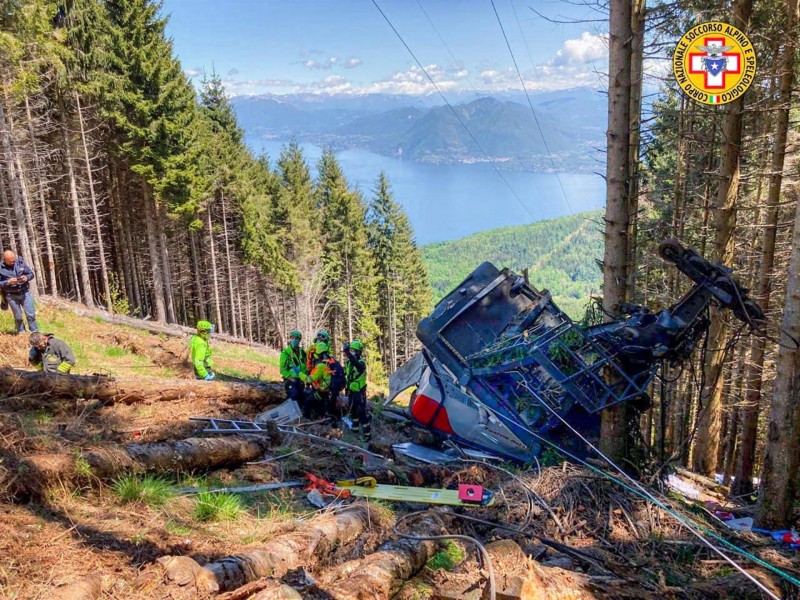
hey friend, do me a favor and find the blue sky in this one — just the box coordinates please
[161,0,611,96]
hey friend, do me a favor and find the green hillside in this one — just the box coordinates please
[422,211,604,318]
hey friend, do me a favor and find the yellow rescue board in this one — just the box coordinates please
[338,484,495,507]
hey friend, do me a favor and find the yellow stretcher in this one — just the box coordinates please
[336,477,495,507]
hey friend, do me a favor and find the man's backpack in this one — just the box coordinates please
[327,359,346,394]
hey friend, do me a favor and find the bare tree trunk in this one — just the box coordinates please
[317,512,444,599]
[245,276,253,341]
[143,184,166,322]
[23,93,57,294]
[189,227,205,320]
[156,507,371,595]
[0,367,284,406]
[755,189,800,529]
[15,436,276,495]
[0,96,34,266]
[58,95,95,307]
[11,141,43,296]
[599,0,634,464]
[75,92,112,311]
[733,2,798,495]
[220,193,238,337]
[156,200,175,323]
[692,0,753,477]
[206,205,223,329]
[625,0,646,300]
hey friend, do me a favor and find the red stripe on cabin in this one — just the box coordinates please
[410,394,455,435]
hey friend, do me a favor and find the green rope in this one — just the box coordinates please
[495,407,800,590]
[569,454,800,588]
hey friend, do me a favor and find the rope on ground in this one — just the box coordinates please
[492,388,794,598]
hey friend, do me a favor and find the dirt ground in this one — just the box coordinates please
[0,302,798,599]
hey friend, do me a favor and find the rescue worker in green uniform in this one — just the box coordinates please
[280,330,308,402]
[191,320,216,380]
[28,332,76,374]
[306,330,331,372]
[344,340,370,441]
[305,341,345,418]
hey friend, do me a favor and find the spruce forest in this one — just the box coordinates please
[0,0,431,382]
[600,0,800,531]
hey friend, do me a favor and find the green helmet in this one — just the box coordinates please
[349,340,364,351]
[289,329,302,340]
[315,330,330,343]
[315,341,330,355]
[197,320,213,331]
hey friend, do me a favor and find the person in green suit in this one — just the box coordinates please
[280,329,308,402]
[344,340,370,440]
[191,320,215,380]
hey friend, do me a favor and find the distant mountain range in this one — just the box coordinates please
[232,88,606,172]
[421,210,604,318]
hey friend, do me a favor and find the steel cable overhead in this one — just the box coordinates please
[489,0,574,213]
[370,0,538,223]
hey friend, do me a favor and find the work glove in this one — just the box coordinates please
[299,372,310,384]
[57,362,72,374]
[204,372,215,381]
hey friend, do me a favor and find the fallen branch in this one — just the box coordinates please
[41,294,269,350]
[157,505,372,594]
[11,435,277,495]
[0,367,283,406]
[316,512,444,599]
[674,467,728,497]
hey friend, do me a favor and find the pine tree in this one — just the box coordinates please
[317,150,382,381]
[367,172,430,373]
[103,0,199,322]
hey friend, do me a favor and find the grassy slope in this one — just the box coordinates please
[422,210,604,318]
[0,300,281,381]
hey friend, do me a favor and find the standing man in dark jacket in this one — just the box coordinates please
[0,250,37,334]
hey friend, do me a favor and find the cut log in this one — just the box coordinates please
[220,580,302,600]
[157,505,372,594]
[674,467,728,496]
[51,573,105,600]
[249,583,302,600]
[428,541,623,600]
[0,367,283,406]
[42,294,270,350]
[101,331,187,370]
[11,435,277,495]
[317,512,444,599]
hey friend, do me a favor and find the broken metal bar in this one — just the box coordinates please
[177,481,304,495]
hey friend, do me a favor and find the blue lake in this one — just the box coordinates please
[246,136,606,245]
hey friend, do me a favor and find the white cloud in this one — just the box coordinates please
[222,77,298,95]
[184,67,201,78]
[553,32,608,66]
[479,69,513,85]
[344,57,362,69]
[312,75,352,93]
[352,64,471,94]
[303,57,339,70]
